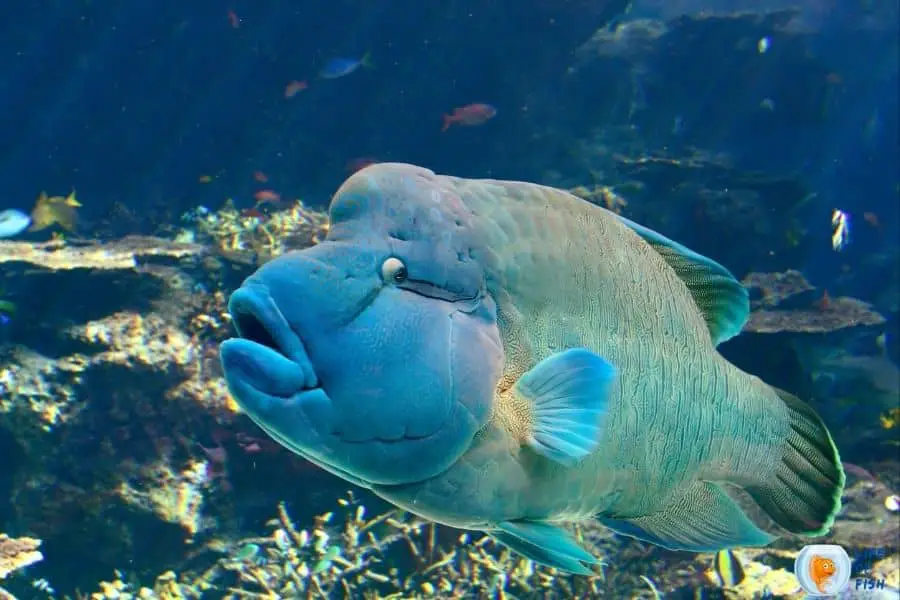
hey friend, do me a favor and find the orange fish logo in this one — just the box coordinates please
[809,555,837,593]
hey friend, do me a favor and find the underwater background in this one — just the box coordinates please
[0,0,897,598]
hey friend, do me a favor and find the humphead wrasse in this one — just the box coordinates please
[219,163,845,574]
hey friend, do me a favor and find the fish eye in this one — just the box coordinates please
[381,257,408,284]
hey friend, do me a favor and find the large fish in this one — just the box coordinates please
[219,163,845,574]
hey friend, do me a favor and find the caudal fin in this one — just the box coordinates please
[746,388,845,536]
[441,114,452,132]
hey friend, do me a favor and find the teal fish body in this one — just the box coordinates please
[220,163,845,575]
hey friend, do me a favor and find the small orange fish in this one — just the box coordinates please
[199,175,214,183]
[253,171,269,183]
[863,211,881,230]
[227,9,240,29]
[284,80,308,98]
[809,555,836,593]
[253,190,281,205]
[441,103,497,132]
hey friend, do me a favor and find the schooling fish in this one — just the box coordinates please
[319,53,372,79]
[0,209,31,238]
[219,163,845,574]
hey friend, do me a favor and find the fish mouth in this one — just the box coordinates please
[219,281,474,487]
[226,284,318,392]
[220,289,379,487]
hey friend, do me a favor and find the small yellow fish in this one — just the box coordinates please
[880,407,900,429]
[43,190,80,207]
[29,191,80,232]
[59,190,80,207]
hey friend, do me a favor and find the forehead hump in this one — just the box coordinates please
[328,163,477,243]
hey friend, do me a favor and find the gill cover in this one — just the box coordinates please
[220,163,503,486]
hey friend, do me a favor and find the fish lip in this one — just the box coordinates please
[228,284,317,389]
[219,338,310,400]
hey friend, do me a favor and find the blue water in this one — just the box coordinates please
[0,1,897,597]
[0,1,617,213]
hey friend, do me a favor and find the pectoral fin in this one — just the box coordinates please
[513,348,616,466]
[597,482,774,552]
[490,520,602,575]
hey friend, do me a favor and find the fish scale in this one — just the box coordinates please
[388,176,737,513]
[383,169,838,536]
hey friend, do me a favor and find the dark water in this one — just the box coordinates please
[0,1,897,598]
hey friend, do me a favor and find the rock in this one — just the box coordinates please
[745,296,886,334]
[0,236,204,271]
[744,270,816,309]
[0,534,42,579]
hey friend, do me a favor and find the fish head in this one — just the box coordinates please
[220,163,503,487]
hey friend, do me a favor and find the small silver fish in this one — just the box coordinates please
[0,209,31,239]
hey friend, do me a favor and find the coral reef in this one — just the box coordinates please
[745,295,886,334]
[81,488,900,600]
[733,271,895,461]
[743,270,816,309]
[0,205,894,598]
[741,270,886,333]
[829,464,900,550]
[0,533,43,600]
[0,297,234,572]
[0,239,245,589]
[174,200,329,266]
[0,236,203,271]
[85,494,643,599]
[0,202,346,595]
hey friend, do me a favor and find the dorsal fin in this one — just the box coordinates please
[617,215,749,345]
